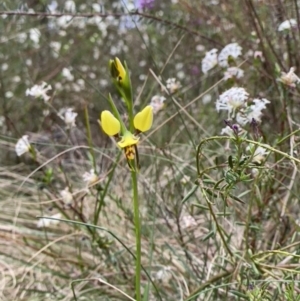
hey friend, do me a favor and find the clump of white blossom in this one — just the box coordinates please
[83,169,99,186]
[58,108,78,128]
[166,78,181,93]
[201,48,218,74]
[15,135,31,156]
[216,87,249,116]
[216,87,270,127]
[278,19,297,32]
[150,95,166,113]
[37,213,62,228]
[278,67,300,88]
[218,43,242,67]
[26,82,52,102]
[201,43,243,74]
[236,98,270,125]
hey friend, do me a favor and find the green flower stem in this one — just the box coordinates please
[131,168,141,301]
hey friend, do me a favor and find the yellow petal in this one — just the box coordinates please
[100,110,121,136]
[133,105,153,132]
[117,131,139,148]
[114,57,126,82]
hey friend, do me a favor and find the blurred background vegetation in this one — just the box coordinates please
[1,0,300,300]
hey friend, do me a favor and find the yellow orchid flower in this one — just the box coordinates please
[101,110,121,136]
[133,105,153,132]
[99,106,153,166]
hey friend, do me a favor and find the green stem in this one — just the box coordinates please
[131,169,141,301]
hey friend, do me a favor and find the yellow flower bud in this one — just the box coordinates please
[133,105,153,132]
[100,110,121,136]
[110,57,126,83]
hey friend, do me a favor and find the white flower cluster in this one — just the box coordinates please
[58,107,78,128]
[26,82,52,102]
[216,87,249,115]
[217,87,270,127]
[278,67,300,88]
[278,19,297,32]
[15,135,31,156]
[236,98,270,125]
[201,48,218,74]
[201,43,243,75]
[166,78,181,93]
[149,95,166,114]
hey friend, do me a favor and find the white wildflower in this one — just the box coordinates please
[278,19,297,32]
[83,169,99,186]
[150,95,166,113]
[166,78,181,93]
[216,87,249,116]
[58,108,77,128]
[224,67,244,80]
[218,43,242,67]
[180,215,197,229]
[201,48,218,74]
[49,41,61,58]
[60,187,73,206]
[236,98,270,125]
[37,213,61,228]
[247,145,269,164]
[278,67,300,88]
[64,0,76,12]
[202,94,212,104]
[26,82,52,102]
[62,67,74,81]
[29,28,41,46]
[15,135,31,156]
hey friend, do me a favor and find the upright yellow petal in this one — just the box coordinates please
[100,110,121,136]
[134,105,153,132]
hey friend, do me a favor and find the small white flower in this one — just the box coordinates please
[150,95,166,113]
[278,19,297,32]
[83,169,98,186]
[37,213,62,228]
[224,67,244,80]
[218,43,242,67]
[26,82,52,102]
[201,48,218,74]
[64,0,76,12]
[15,135,31,156]
[58,108,77,128]
[62,67,74,81]
[202,94,212,104]
[29,28,41,46]
[247,145,269,164]
[180,215,197,229]
[236,98,270,125]
[216,87,249,116]
[60,187,73,206]
[166,78,181,93]
[278,67,300,88]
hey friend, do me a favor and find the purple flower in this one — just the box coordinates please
[136,0,155,9]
